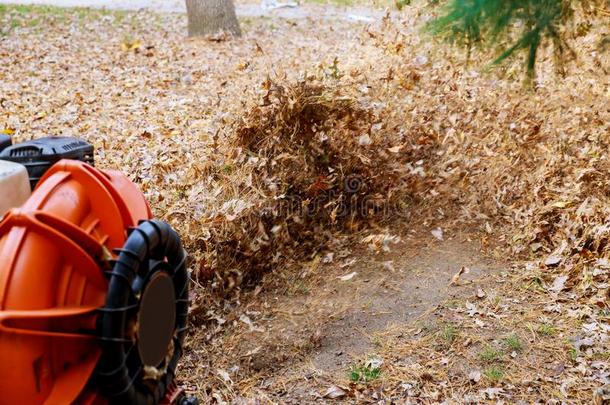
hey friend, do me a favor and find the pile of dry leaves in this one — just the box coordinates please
[201,78,436,290]
[345,8,610,402]
[363,4,610,298]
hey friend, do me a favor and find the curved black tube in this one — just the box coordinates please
[96,220,189,405]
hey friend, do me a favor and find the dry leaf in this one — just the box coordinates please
[323,385,347,399]
[338,272,357,281]
[431,227,443,241]
[549,275,568,294]
[450,266,469,285]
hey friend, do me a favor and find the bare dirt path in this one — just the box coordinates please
[182,230,506,402]
[310,234,501,371]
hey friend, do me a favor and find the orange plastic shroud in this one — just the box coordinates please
[0,160,151,405]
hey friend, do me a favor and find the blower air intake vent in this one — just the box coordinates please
[0,136,94,189]
[9,146,41,158]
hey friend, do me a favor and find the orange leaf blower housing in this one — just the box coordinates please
[0,137,194,405]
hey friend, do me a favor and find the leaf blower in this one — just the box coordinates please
[0,136,197,405]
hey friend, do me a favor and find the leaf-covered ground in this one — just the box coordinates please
[1,2,609,403]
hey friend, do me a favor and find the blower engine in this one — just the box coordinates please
[0,136,196,405]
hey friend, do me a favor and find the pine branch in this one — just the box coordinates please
[427,0,593,79]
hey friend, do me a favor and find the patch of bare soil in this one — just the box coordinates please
[181,229,504,402]
[310,232,500,373]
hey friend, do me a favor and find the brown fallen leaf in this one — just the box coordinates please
[323,385,347,399]
[450,266,469,285]
[310,329,323,348]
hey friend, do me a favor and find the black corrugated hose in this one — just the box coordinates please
[96,220,189,405]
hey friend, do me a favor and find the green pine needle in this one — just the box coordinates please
[427,0,596,79]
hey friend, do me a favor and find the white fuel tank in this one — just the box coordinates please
[0,160,31,218]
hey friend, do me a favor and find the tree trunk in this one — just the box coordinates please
[185,0,241,37]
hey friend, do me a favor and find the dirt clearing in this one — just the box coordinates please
[308,232,501,373]
[182,229,505,403]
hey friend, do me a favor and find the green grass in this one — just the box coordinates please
[289,280,310,295]
[568,346,578,361]
[413,320,436,336]
[444,299,462,309]
[523,276,545,292]
[0,4,125,18]
[371,334,383,347]
[484,366,504,381]
[0,4,127,34]
[537,323,557,336]
[349,363,382,383]
[440,323,458,343]
[592,351,610,361]
[222,164,235,174]
[394,0,411,9]
[503,335,523,352]
[479,345,503,362]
